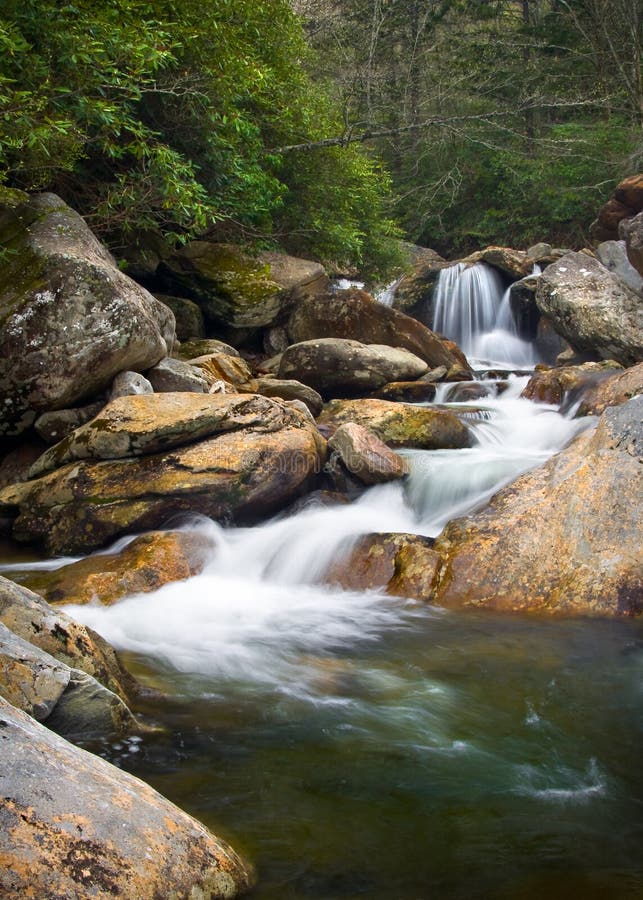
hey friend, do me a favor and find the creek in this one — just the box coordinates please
[3,263,642,899]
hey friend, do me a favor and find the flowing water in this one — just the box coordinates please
[3,273,642,898]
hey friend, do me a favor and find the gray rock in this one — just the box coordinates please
[146,357,208,393]
[536,252,643,366]
[154,293,206,340]
[0,622,136,738]
[175,338,241,360]
[34,402,104,444]
[596,240,643,293]
[0,193,174,436]
[279,338,429,396]
[0,696,254,898]
[256,376,323,416]
[619,211,643,279]
[110,370,154,399]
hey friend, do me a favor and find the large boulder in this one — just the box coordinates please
[0,622,136,738]
[21,530,214,607]
[278,338,429,396]
[392,253,451,318]
[521,361,623,406]
[462,246,533,279]
[576,361,643,416]
[287,289,470,371]
[432,396,643,616]
[159,241,327,329]
[591,174,643,241]
[596,239,643,293]
[0,395,326,554]
[0,696,254,898]
[256,376,324,416]
[318,399,471,450]
[154,293,206,341]
[619,211,643,279]
[0,576,141,703]
[536,252,643,366]
[0,193,174,437]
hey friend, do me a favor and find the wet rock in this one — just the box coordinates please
[576,361,643,416]
[21,530,214,607]
[279,338,429,397]
[0,399,326,554]
[444,382,490,403]
[325,533,440,600]
[109,371,154,399]
[0,622,136,738]
[328,423,408,485]
[154,293,205,341]
[0,576,140,703]
[521,361,623,406]
[256,376,324,416]
[535,315,572,366]
[392,254,452,319]
[508,275,540,340]
[432,396,643,616]
[145,357,209,393]
[536,252,643,366]
[287,289,470,372]
[0,193,173,436]
[318,399,471,449]
[0,696,255,898]
[175,338,241,360]
[371,381,437,403]
[34,402,104,444]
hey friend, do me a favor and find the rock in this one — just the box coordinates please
[175,338,241,360]
[318,399,471,449]
[432,396,643,616]
[444,382,490,403]
[287,289,470,372]
[418,366,448,383]
[392,255,452,317]
[0,697,254,898]
[619,211,643,279]
[146,357,209,393]
[0,622,136,738]
[110,371,154,399]
[508,275,541,340]
[613,173,643,212]
[160,241,327,329]
[325,533,440,600]
[592,197,632,241]
[0,441,48,490]
[189,353,257,392]
[154,293,205,341]
[328,423,408,485]
[371,381,437,403]
[536,252,643,366]
[521,361,623,406]
[596,240,643,293]
[534,315,572,366]
[0,576,140,703]
[263,324,290,356]
[279,338,429,397]
[462,246,532,279]
[1,398,326,554]
[34,402,104,444]
[21,530,214,607]
[0,193,173,436]
[256,376,324,416]
[576,361,643,416]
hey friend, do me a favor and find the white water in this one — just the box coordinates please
[432,262,537,369]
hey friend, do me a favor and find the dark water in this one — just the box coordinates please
[90,605,643,900]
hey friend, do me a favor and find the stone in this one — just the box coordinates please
[596,240,643,293]
[613,173,643,212]
[175,338,241,360]
[462,246,532,279]
[21,530,214,607]
[0,441,47,490]
[0,193,173,436]
[325,533,441,600]
[392,255,452,317]
[0,622,136,738]
[256,376,324,416]
[328,423,408,485]
[318,399,471,449]
[145,357,209,393]
[536,252,643,366]
[0,399,326,554]
[508,275,541,340]
[371,381,437,403]
[521,361,623,406]
[534,315,571,366]
[576,361,643,416]
[154,293,205,341]
[189,353,257,392]
[160,241,327,328]
[592,197,632,240]
[34,402,104,444]
[619,211,643,279]
[0,696,254,898]
[432,396,643,616]
[109,371,154,399]
[279,338,429,397]
[0,576,141,703]
[287,288,470,372]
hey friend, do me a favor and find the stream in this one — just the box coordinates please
[3,263,642,898]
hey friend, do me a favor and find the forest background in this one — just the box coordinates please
[1,0,640,276]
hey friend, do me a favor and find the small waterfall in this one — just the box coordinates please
[432,262,536,369]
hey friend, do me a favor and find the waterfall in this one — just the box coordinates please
[432,262,536,369]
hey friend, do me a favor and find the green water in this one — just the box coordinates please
[94,607,643,900]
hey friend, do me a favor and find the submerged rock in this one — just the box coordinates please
[0,696,255,898]
[432,396,643,616]
[318,399,471,449]
[0,193,173,436]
